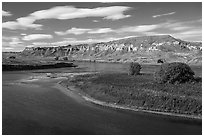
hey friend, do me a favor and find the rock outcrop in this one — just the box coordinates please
[21,35,202,64]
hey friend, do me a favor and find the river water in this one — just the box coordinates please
[2,62,202,135]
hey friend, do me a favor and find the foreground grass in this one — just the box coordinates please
[68,73,202,117]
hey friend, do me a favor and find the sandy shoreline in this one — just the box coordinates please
[57,73,202,120]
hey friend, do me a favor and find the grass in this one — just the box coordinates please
[69,72,202,117]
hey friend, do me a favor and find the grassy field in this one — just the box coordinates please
[67,72,202,117]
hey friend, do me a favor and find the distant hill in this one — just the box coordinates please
[20,35,202,65]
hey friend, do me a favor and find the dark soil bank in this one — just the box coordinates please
[2,62,77,71]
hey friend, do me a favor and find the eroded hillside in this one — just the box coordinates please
[21,35,202,65]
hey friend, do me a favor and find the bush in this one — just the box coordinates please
[63,56,68,60]
[128,62,141,76]
[154,62,195,84]
[54,56,59,60]
[7,56,16,59]
[157,59,166,63]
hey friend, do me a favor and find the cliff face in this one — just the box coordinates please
[21,35,202,64]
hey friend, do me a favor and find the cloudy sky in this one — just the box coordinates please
[2,2,202,51]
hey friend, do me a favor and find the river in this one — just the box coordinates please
[2,62,202,135]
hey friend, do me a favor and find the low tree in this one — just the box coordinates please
[157,59,166,63]
[128,62,141,76]
[7,56,16,59]
[54,56,59,61]
[154,62,195,84]
[63,56,68,61]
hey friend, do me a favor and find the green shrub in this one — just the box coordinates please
[128,62,141,76]
[54,56,59,60]
[70,73,201,116]
[157,59,166,63]
[154,62,195,84]
[63,56,68,60]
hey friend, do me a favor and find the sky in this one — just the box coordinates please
[2,2,202,52]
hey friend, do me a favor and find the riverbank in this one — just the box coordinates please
[2,62,77,71]
[3,64,202,135]
[17,71,201,120]
[60,72,202,120]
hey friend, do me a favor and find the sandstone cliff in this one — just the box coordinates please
[21,35,202,65]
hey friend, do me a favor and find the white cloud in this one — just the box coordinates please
[118,24,160,33]
[55,27,114,35]
[55,19,201,42]
[54,31,66,36]
[32,41,68,47]
[32,42,53,46]
[64,38,77,41]
[152,12,176,18]
[63,28,91,35]
[22,34,53,41]
[55,28,92,35]
[2,21,42,30]
[53,22,179,36]
[116,19,201,41]
[88,28,114,34]
[2,10,12,16]
[31,6,131,20]
[2,21,25,30]
[104,14,130,20]
[17,16,36,25]
[70,37,115,43]
[3,6,131,30]
[54,24,162,36]
[3,14,42,30]
[118,19,201,34]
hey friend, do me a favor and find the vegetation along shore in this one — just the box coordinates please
[60,63,201,119]
[2,62,77,71]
